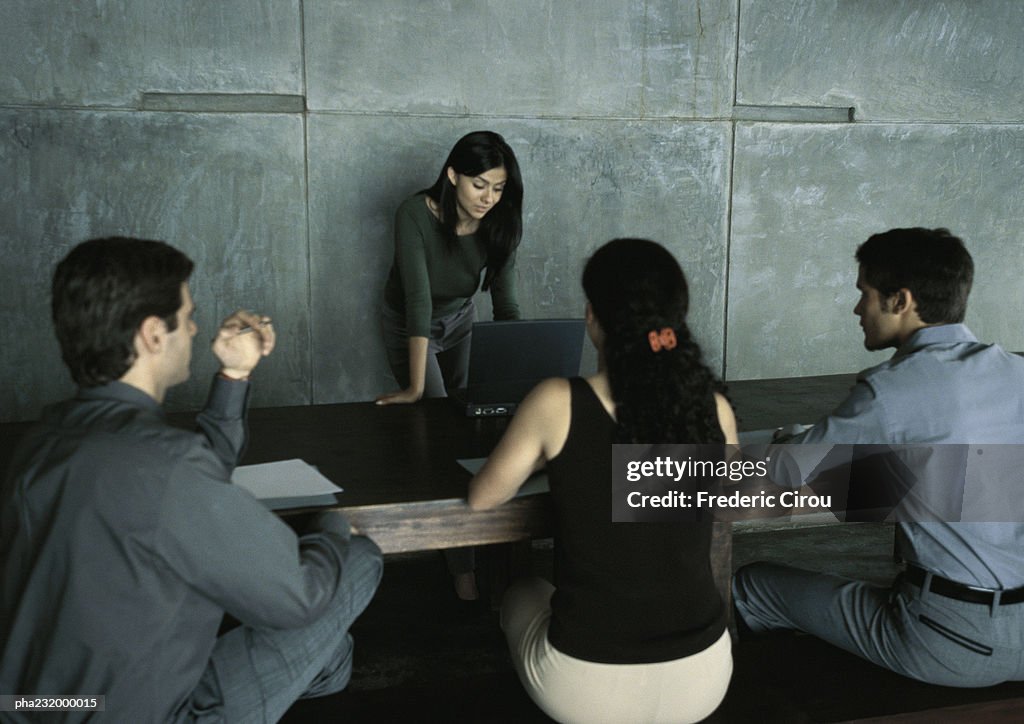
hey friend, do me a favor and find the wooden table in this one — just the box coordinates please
[0,374,858,606]
[727,373,857,431]
[220,375,857,598]
[237,399,545,554]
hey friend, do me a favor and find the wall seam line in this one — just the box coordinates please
[299,0,315,405]
[722,0,742,381]
[3,104,1017,126]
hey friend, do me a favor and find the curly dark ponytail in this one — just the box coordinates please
[582,238,724,444]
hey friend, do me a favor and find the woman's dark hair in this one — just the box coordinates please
[51,236,194,387]
[582,238,724,444]
[423,130,523,290]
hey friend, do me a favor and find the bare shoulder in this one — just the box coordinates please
[516,377,572,457]
[520,377,571,412]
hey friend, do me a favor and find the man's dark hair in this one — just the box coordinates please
[52,237,194,386]
[855,227,973,324]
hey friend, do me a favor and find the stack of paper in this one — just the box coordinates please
[231,459,343,511]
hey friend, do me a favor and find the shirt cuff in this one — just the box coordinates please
[205,374,251,418]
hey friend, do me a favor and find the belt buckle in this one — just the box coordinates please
[964,584,998,594]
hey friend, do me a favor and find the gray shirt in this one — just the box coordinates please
[770,324,1024,589]
[1,378,350,722]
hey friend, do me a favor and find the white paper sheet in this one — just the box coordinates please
[231,459,343,510]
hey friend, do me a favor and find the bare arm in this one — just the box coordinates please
[468,378,570,510]
[715,392,739,445]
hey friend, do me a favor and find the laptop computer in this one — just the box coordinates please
[450,319,586,417]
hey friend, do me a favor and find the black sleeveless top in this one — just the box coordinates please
[545,377,727,663]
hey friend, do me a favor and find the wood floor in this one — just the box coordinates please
[283,524,1024,723]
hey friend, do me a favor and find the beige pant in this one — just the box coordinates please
[501,577,732,724]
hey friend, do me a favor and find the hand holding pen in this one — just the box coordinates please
[213,310,276,380]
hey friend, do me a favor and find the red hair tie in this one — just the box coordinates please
[648,328,677,353]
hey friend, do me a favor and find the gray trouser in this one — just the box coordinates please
[381,301,474,399]
[381,301,476,575]
[187,535,383,722]
[733,561,1024,687]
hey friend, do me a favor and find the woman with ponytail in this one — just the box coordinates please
[469,238,736,723]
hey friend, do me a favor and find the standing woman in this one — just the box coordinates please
[469,239,736,723]
[377,130,523,406]
[377,131,523,601]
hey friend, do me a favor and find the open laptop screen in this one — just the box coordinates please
[452,319,586,416]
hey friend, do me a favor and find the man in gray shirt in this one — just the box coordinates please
[733,228,1024,686]
[0,237,382,722]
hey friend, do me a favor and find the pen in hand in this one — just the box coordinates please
[213,313,276,378]
[235,318,272,335]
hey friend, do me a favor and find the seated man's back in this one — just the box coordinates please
[1,237,382,723]
[734,227,1024,688]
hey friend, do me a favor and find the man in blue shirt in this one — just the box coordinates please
[733,228,1024,686]
[0,237,382,722]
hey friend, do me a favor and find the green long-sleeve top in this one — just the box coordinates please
[384,193,520,338]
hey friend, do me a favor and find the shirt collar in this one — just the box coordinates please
[893,323,978,359]
[77,381,164,415]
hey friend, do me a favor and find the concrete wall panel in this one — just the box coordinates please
[307,117,731,403]
[2,0,1023,422]
[2,1,302,107]
[304,0,736,118]
[0,110,309,420]
[738,1,1024,121]
[728,122,1024,380]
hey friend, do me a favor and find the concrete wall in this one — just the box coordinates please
[1,1,1021,421]
[728,1,1024,379]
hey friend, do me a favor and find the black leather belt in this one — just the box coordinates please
[906,564,1024,605]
